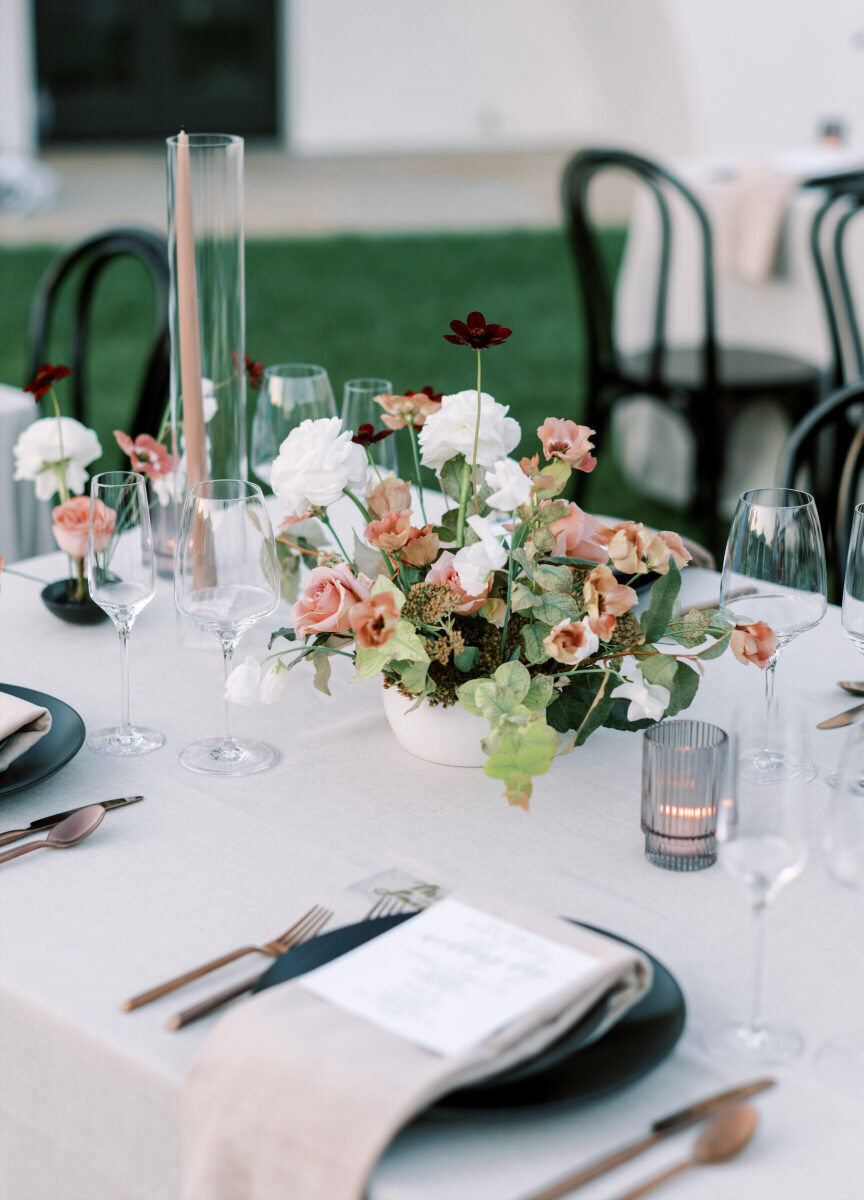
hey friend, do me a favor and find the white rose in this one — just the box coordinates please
[485,457,532,511]
[270,416,368,518]
[201,378,218,424]
[418,390,520,472]
[260,661,289,704]
[224,656,262,705]
[453,517,507,594]
[13,417,102,501]
[611,677,670,723]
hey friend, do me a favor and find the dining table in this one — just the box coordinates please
[0,496,862,1200]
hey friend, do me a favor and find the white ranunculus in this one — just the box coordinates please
[270,416,368,518]
[485,457,533,511]
[260,662,289,704]
[224,656,262,705]
[611,677,670,723]
[453,517,507,594]
[13,417,102,501]
[418,390,520,472]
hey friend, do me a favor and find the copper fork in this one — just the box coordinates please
[123,905,331,1012]
[167,906,332,1030]
[364,894,412,919]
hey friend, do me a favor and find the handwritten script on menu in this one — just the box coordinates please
[300,899,602,1056]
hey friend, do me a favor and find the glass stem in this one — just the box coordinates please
[763,656,777,754]
[118,625,132,737]
[222,639,236,745]
[749,898,767,1033]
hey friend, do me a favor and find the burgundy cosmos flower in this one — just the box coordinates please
[444,311,512,349]
[351,423,394,446]
[24,363,72,399]
[245,353,264,391]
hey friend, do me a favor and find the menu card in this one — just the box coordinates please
[300,899,602,1056]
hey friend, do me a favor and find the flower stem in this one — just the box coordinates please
[500,521,528,655]
[455,459,472,547]
[341,489,394,576]
[48,388,69,502]
[320,513,352,565]
[74,556,86,603]
[406,424,428,524]
[365,447,385,484]
[470,349,482,516]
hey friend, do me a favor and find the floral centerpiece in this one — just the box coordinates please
[229,313,774,808]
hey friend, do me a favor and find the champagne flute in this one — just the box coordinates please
[827,504,864,787]
[342,377,397,473]
[174,480,279,776]
[87,471,165,755]
[251,364,336,486]
[720,488,827,782]
[702,720,810,1065]
[816,721,864,1095]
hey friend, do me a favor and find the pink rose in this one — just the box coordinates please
[426,550,491,615]
[52,495,115,559]
[292,563,370,637]
[537,418,597,472]
[730,621,776,669]
[547,502,610,562]
[365,475,413,520]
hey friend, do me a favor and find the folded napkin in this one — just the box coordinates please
[0,691,51,771]
[182,891,652,1200]
[713,165,799,284]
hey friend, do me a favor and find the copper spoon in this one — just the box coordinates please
[0,804,106,865]
[610,1105,759,1200]
[839,681,864,696]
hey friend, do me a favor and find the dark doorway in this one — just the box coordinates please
[35,0,279,141]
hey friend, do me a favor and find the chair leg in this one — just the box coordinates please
[690,399,725,555]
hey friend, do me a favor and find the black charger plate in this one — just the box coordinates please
[0,684,85,798]
[254,914,685,1113]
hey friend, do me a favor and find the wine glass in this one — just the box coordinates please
[251,364,336,485]
[826,504,864,787]
[342,377,397,473]
[816,721,864,1095]
[720,487,827,782]
[87,471,165,755]
[174,479,279,776]
[702,720,810,1065]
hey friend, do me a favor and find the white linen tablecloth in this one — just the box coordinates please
[0,533,862,1199]
[0,382,55,563]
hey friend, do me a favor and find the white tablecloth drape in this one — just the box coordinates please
[0,382,55,563]
[0,531,861,1199]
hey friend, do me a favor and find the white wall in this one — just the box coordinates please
[0,0,37,154]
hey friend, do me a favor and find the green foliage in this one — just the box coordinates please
[532,461,572,500]
[311,649,332,696]
[268,626,296,649]
[530,591,581,625]
[521,622,551,664]
[454,645,480,672]
[640,562,682,643]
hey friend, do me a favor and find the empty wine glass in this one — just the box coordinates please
[817,721,864,1095]
[702,720,810,1065]
[827,504,864,787]
[251,364,336,485]
[87,471,165,755]
[721,488,827,782]
[174,479,279,776]
[342,377,397,473]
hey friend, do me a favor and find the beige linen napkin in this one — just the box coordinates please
[713,165,799,284]
[182,891,652,1200]
[0,691,51,771]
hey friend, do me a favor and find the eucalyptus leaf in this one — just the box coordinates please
[531,592,581,625]
[454,645,480,672]
[640,562,681,643]
[522,622,551,665]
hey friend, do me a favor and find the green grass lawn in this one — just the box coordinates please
[0,230,703,538]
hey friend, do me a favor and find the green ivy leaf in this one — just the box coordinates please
[532,563,573,592]
[493,660,531,700]
[531,592,581,625]
[522,622,551,665]
[397,661,429,694]
[371,575,406,611]
[456,678,483,716]
[386,619,429,664]
[524,674,555,711]
[352,646,391,680]
[483,716,559,809]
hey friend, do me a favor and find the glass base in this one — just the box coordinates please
[179,736,278,777]
[739,747,816,784]
[87,726,165,756]
[815,1032,864,1097]
[701,1019,804,1066]
[826,767,864,793]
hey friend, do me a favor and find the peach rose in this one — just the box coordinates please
[426,550,491,615]
[643,529,691,575]
[583,564,638,641]
[52,495,115,559]
[365,509,413,552]
[400,524,439,567]
[366,475,413,520]
[601,521,651,576]
[349,592,400,649]
[542,617,600,665]
[292,563,370,637]
[730,621,776,668]
[547,502,610,563]
[537,418,597,472]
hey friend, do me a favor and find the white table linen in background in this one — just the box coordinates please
[0,382,55,563]
[0,516,861,1199]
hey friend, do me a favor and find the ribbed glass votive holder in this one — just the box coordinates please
[641,721,728,871]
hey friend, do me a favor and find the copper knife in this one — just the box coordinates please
[817,702,864,730]
[520,1077,776,1200]
[0,796,144,847]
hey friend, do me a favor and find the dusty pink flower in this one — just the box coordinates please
[543,617,599,665]
[52,495,115,559]
[279,511,314,529]
[601,521,652,575]
[349,592,400,649]
[365,475,413,520]
[730,621,776,668]
[643,529,691,574]
[292,563,370,637]
[114,430,174,480]
[537,418,597,472]
[583,564,638,641]
[375,389,442,431]
[547,502,610,563]
[426,550,491,615]
[400,524,439,567]
[365,509,413,552]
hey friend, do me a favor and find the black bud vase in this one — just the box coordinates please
[40,579,109,626]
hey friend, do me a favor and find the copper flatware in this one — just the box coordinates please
[817,701,864,730]
[0,795,143,848]
[839,681,864,696]
[123,904,331,1012]
[520,1078,774,1200]
[364,894,413,920]
[0,805,106,865]
[167,906,332,1030]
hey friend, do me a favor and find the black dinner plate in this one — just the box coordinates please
[254,914,685,1113]
[0,684,86,798]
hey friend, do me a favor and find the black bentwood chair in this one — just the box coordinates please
[27,227,170,438]
[562,148,823,551]
[780,379,864,596]
[809,176,864,389]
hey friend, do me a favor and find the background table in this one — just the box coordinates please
[0,520,862,1200]
[0,382,54,563]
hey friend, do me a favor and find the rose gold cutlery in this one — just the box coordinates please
[124,904,332,1012]
[364,894,413,919]
[166,906,333,1030]
[0,795,143,848]
[839,681,864,696]
[0,805,106,865]
[521,1078,774,1200]
[817,701,864,729]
